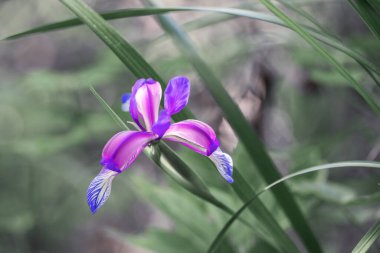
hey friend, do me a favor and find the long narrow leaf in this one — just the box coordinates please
[260,0,380,115]
[352,219,380,253]
[3,6,380,78]
[348,0,380,40]
[207,161,380,253]
[142,0,320,252]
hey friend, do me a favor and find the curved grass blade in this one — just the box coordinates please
[352,219,380,253]
[207,161,380,253]
[348,0,380,40]
[259,0,380,115]
[3,6,380,78]
[142,0,319,252]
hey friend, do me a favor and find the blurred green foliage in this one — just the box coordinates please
[1,0,380,253]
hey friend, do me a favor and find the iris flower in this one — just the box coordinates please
[87,76,233,214]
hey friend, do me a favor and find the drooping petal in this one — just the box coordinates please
[209,148,234,183]
[121,93,131,112]
[164,76,190,115]
[152,109,171,137]
[130,78,162,131]
[87,168,118,214]
[162,119,219,156]
[101,131,156,173]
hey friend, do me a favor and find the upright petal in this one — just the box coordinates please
[87,168,118,214]
[129,79,146,130]
[209,148,234,183]
[162,119,219,156]
[164,76,190,115]
[130,78,162,131]
[101,131,156,172]
[152,109,171,137]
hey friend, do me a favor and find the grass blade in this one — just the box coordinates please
[89,86,128,130]
[3,6,380,78]
[348,0,380,40]
[142,0,320,252]
[259,0,380,115]
[207,161,380,253]
[352,219,380,253]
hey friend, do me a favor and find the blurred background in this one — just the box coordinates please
[0,0,379,252]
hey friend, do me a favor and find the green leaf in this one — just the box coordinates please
[259,0,380,116]
[4,6,380,78]
[352,219,380,253]
[348,0,380,40]
[207,161,380,253]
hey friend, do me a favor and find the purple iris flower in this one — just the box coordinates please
[87,76,233,214]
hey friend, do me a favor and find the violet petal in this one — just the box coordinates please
[209,148,234,183]
[152,109,171,137]
[130,79,146,130]
[164,76,190,115]
[133,79,162,131]
[101,131,156,172]
[162,119,219,156]
[87,168,118,214]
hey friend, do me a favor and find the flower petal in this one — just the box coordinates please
[129,79,146,130]
[87,168,118,214]
[130,78,162,131]
[101,131,156,172]
[164,76,190,115]
[209,148,234,183]
[152,109,171,137]
[121,93,131,112]
[163,119,219,156]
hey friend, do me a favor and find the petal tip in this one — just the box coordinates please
[210,148,234,184]
[226,176,234,184]
[87,169,117,215]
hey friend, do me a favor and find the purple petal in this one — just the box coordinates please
[87,168,118,214]
[121,93,131,112]
[101,131,156,172]
[162,119,219,156]
[209,148,234,183]
[129,79,146,130]
[130,78,162,131]
[152,109,171,137]
[164,76,190,115]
